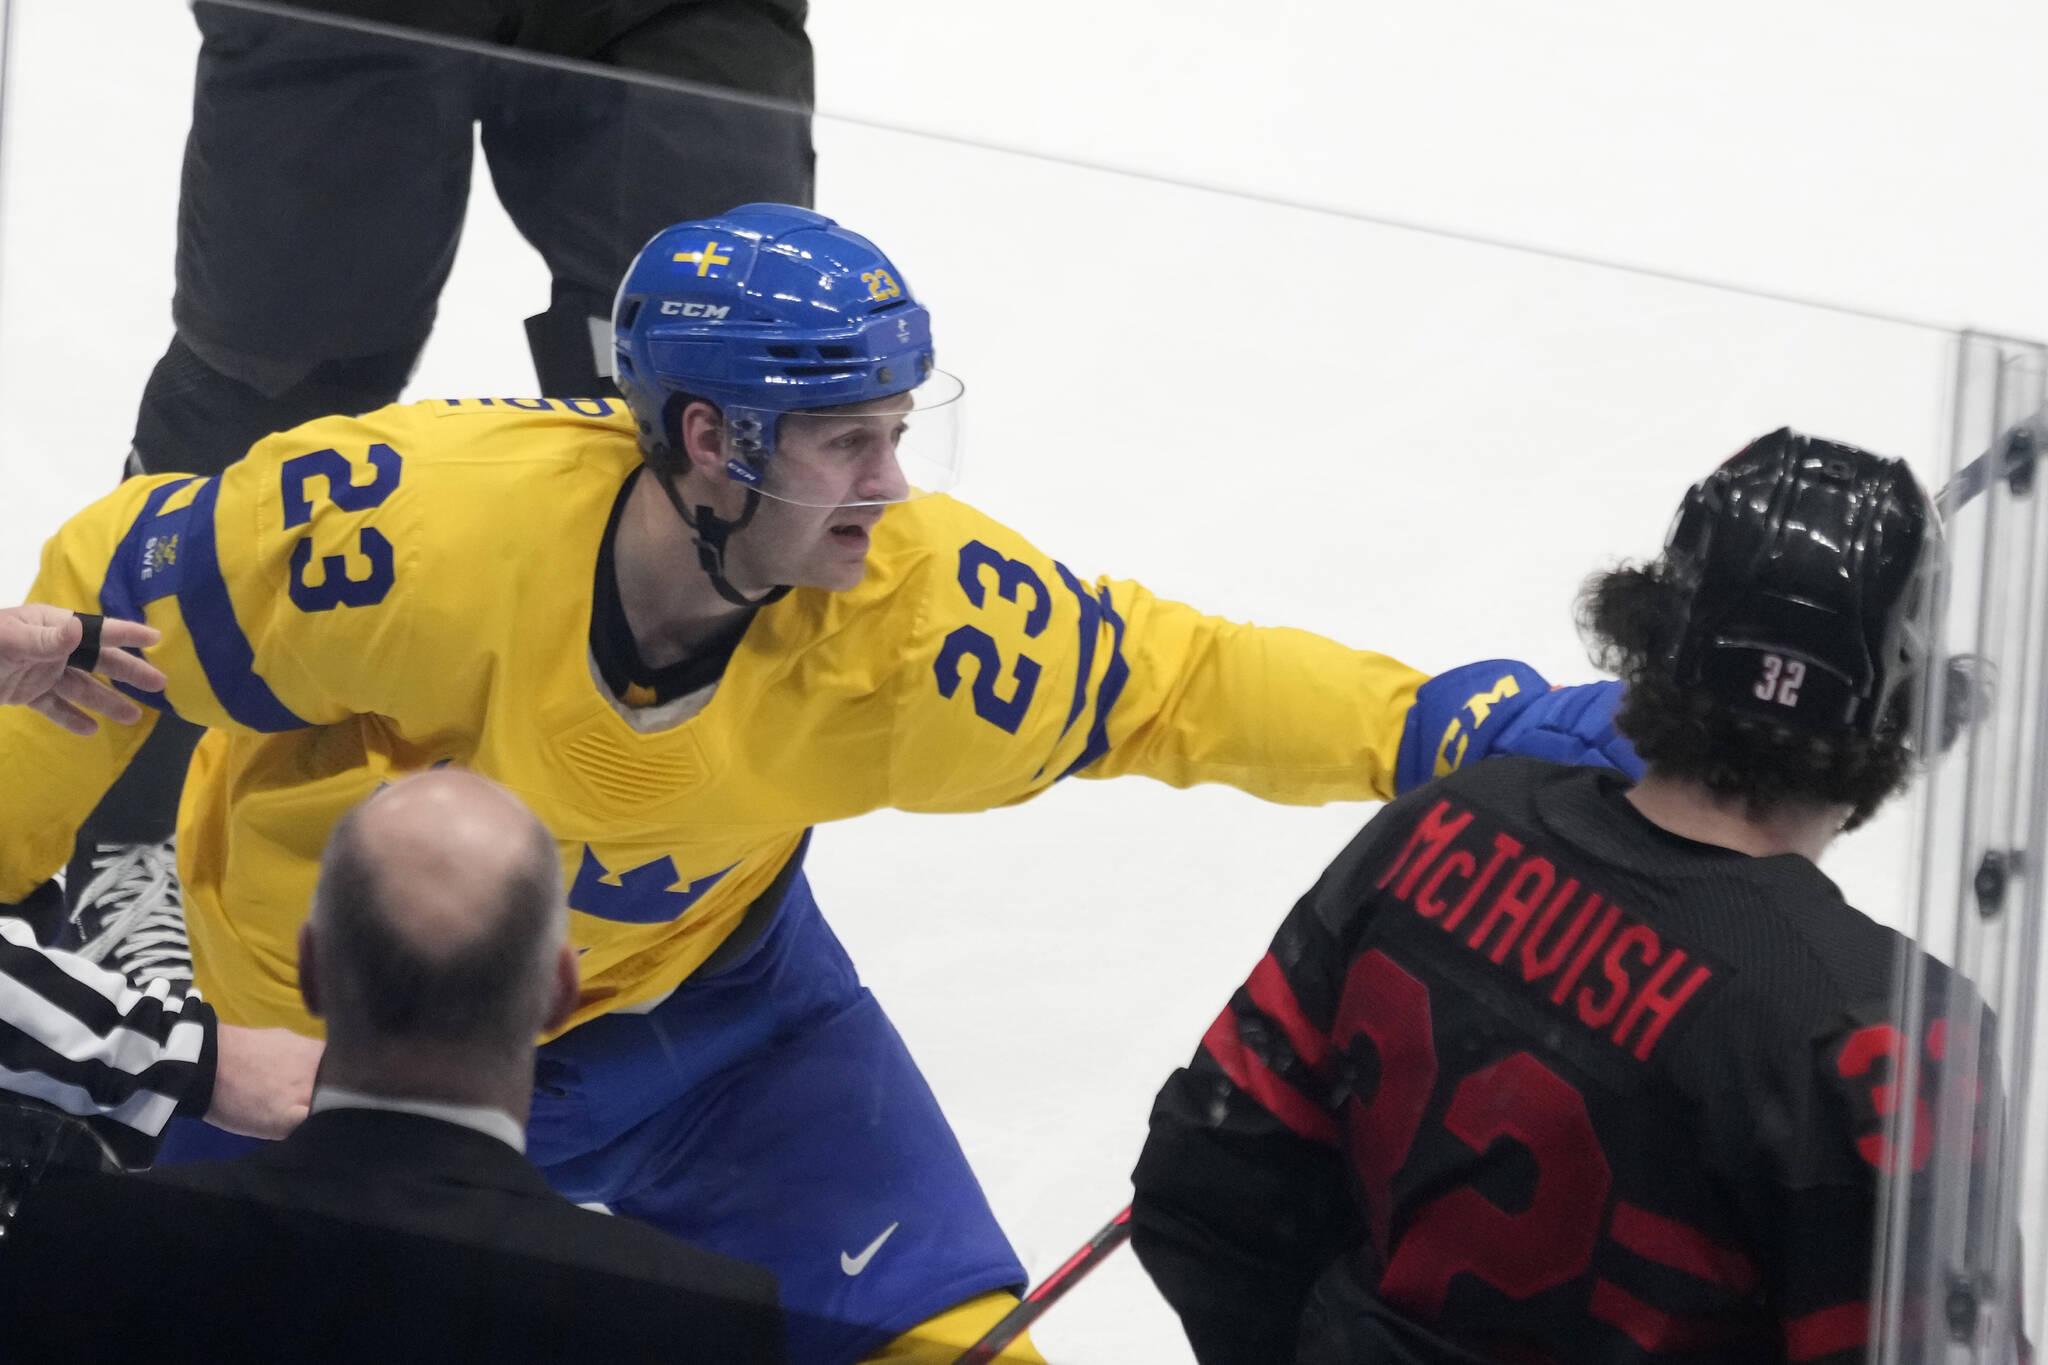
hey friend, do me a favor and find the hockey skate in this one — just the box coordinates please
[60,839,192,990]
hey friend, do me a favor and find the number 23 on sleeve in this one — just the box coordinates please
[932,539,1048,734]
[281,444,403,613]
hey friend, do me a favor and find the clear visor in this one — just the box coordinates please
[726,370,965,508]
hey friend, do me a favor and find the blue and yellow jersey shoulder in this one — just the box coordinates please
[2,396,1429,1034]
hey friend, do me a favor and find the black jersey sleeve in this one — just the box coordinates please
[1720,985,2014,1364]
[1131,1057,1358,1365]
[1131,805,1419,1364]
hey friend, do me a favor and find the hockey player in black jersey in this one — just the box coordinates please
[1130,428,2005,1364]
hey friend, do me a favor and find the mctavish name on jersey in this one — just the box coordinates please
[1374,799,1718,1063]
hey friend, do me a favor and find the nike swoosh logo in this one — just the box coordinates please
[840,1221,900,1276]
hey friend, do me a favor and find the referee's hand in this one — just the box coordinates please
[206,1024,323,1139]
[0,605,168,736]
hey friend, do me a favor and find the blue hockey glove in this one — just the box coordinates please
[1394,659,1643,794]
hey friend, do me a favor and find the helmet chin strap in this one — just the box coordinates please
[653,464,791,609]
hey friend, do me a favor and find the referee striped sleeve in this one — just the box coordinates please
[0,918,217,1168]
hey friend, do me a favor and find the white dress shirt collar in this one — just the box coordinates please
[310,1084,526,1154]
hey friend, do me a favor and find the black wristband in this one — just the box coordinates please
[66,613,103,672]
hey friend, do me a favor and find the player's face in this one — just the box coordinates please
[743,396,914,591]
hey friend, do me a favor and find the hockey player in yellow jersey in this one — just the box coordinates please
[0,204,1640,1362]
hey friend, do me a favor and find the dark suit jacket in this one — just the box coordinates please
[0,1106,785,1364]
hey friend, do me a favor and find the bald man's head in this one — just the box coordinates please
[308,770,566,1057]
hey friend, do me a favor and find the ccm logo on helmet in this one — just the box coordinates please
[658,301,731,319]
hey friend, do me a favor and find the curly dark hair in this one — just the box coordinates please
[1578,561,1914,831]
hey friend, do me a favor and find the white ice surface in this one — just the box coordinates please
[1,4,2042,1359]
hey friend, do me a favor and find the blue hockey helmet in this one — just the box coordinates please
[612,204,963,507]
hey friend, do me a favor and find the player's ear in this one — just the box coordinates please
[297,920,324,1018]
[542,942,579,1035]
[677,400,728,479]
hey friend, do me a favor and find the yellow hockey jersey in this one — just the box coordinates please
[1,397,1425,1034]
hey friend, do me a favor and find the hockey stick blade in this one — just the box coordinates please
[949,1205,1133,1365]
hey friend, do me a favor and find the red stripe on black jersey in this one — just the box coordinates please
[1244,952,1331,1074]
[1608,1201,1759,1293]
[1200,1006,1337,1147]
[1783,1301,1869,1361]
[1589,1277,1733,1353]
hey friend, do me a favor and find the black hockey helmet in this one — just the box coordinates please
[1663,428,1939,740]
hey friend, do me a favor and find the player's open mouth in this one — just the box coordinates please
[829,522,870,545]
